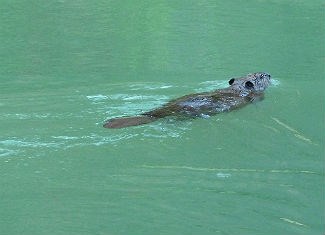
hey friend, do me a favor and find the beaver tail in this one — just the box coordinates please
[103,115,157,129]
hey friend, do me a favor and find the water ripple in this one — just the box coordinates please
[0,139,60,148]
[141,165,319,175]
[0,148,18,157]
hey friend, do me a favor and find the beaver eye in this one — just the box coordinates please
[245,81,254,89]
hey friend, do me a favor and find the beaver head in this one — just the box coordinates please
[228,72,271,95]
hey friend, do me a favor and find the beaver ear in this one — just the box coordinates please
[245,81,254,89]
[229,78,235,85]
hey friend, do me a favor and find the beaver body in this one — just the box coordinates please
[103,72,271,128]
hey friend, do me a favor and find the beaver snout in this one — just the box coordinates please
[265,73,271,78]
[264,73,271,79]
[258,72,271,80]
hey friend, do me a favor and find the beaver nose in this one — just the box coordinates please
[262,73,271,79]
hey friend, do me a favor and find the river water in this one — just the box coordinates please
[0,1,324,234]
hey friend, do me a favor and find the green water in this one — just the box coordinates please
[1,1,324,234]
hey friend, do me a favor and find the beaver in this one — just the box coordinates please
[103,72,271,128]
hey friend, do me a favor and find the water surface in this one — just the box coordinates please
[0,1,324,234]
